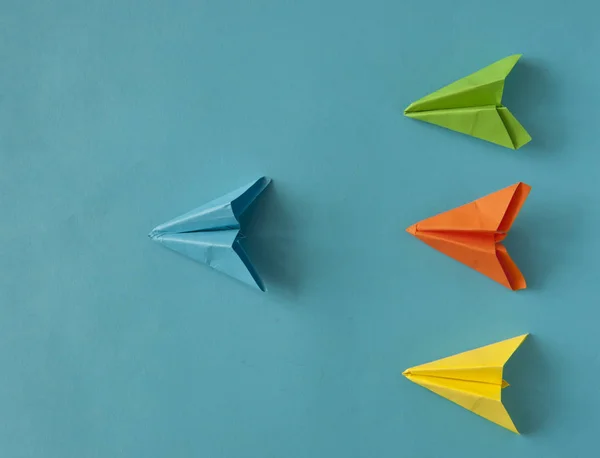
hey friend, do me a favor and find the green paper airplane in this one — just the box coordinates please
[404,55,531,150]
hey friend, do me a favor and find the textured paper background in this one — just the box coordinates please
[1,1,598,457]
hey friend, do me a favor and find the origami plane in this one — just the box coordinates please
[407,182,531,290]
[404,54,531,149]
[403,334,528,433]
[149,177,271,291]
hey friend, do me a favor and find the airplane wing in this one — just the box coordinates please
[404,334,529,383]
[152,230,266,291]
[407,182,531,234]
[404,54,522,112]
[405,374,519,433]
[149,176,271,236]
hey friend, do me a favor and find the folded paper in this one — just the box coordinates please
[149,177,271,291]
[404,55,531,149]
[403,334,528,433]
[407,182,531,290]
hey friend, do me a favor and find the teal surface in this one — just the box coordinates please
[1,1,598,457]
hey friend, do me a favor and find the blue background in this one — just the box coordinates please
[1,1,598,457]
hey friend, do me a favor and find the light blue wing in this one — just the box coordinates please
[149,177,271,236]
[152,230,266,291]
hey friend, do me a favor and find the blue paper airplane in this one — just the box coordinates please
[149,177,271,291]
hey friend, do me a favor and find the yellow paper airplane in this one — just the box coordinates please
[403,334,528,433]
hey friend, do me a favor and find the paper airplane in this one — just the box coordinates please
[407,182,531,290]
[404,54,531,149]
[403,334,528,433]
[149,177,271,291]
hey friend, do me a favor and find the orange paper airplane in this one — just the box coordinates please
[407,182,531,290]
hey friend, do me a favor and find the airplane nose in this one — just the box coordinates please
[406,224,417,235]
